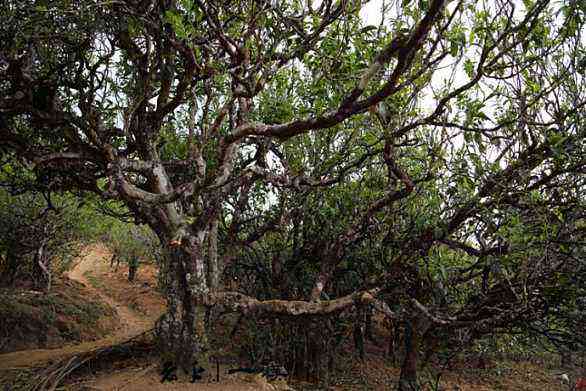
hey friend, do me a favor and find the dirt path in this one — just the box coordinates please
[0,245,152,370]
[67,244,151,338]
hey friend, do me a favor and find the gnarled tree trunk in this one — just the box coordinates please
[155,239,209,373]
[128,258,138,282]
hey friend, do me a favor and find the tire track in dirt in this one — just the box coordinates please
[0,245,153,370]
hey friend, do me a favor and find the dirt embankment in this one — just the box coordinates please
[0,244,156,370]
[0,277,117,355]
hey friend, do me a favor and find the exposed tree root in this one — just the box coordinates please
[28,330,155,391]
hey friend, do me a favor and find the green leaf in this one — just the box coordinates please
[418,0,429,12]
[164,10,189,39]
[464,59,475,77]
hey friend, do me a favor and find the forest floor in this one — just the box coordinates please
[0,244,583,390]
[0,245,287,391]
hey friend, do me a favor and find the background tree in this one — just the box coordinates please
[0,189,78,291]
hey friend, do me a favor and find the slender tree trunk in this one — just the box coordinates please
[155,241,209,374]
[385,318,397,364]
[398,320,420,391]
[128,258,138,282]
[421,327,440,369]
[128,264,136,282]
[561,349,572,367]
[35,243,51,291]
[365,305,375,341]
[109,253,117,269]
[353,311,366,361]
[307,325,321,383]
[0,249,19,287]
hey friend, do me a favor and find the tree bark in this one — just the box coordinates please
[34,241,51,291]
[306,326,322,382]
[385,318,400,365]
[155,242,209,373]
[398,319,420,391]
[353,308,366,361]
[207,219,219,292]
[128,259,138,282]
[365,305,375,341]
[0,250,19,287]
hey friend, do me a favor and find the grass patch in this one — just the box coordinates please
[0,369,36,391]
[83,271,106,291]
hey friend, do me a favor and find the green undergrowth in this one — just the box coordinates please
[83,271,106,291]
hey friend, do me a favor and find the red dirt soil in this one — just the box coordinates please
[0,244,153,370]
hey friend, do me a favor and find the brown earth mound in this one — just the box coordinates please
[0,277,118,354]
